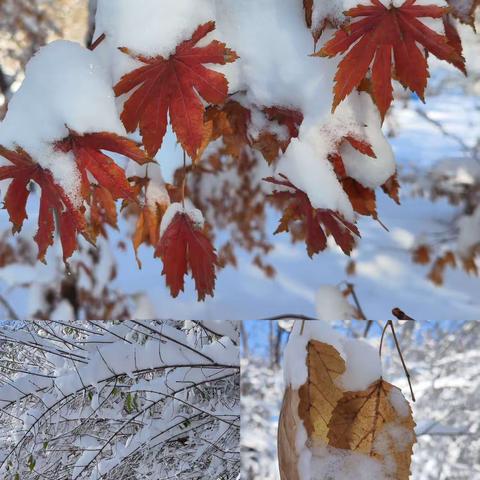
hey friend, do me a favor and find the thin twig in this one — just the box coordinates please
[0,294,19,320]
[260,314,317,321]
[89,32,106,51]
[300,320,306,335]
[181,150,187,207]
[379,320,416,402]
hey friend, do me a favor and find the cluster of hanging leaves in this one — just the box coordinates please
[263,0,464,260]
[182,99,304,276]
[0,133,148,263]
[276,0,475,271]
[278,340,416,480]
[0,2,475,301]
[411,242,479,285]
[113,21,239,299]
[114,2,471,295]
[402,144,480,285]
[315,0,466,119]
[0,21,239,301]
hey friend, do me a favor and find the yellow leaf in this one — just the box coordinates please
[298,340,346,442]
[328,379,416,479]
[278,387,301,480]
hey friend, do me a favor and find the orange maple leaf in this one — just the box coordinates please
[155,211,217,300]
[131,178,171,269]
[55,130,149,201]
[0,145,87,262]
[114,22,238,158]
[265,175,360,256]
[317,0,465,119]
[201,101,303,165]
[90,185,118,240]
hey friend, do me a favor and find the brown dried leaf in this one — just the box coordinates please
[298,340,346,442]
[382,173,401,205]
[278,387,301,480]
[342,177,378,219]
[328,379,416,480]
[412,245,431,265]
[346,259,356,276]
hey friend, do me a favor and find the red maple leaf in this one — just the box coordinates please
[442,14,465,72]
[55,130,149,201]
[265,175,360,256]
[317,0,465,119]
[155,211,217,300]
[0,145,87,261]
[114,22,238,158]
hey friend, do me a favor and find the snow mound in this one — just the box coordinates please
[0,40,124,202]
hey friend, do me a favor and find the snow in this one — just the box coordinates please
[276,137,355,220]
[312,2,345,30]
[0,40,124,202]
[338,337,382,391]
[310,445,386,480]
[457,205,480,257]
[0,320,240,478]
[144,164,170,212]
[0,1,478,323]
[390,388,412,418]
[315,285,356,321]
[283,319,381,393]
[339,95,396,189]
[95,0,215,59]
[283,320,345,389]
[160,201,205,238]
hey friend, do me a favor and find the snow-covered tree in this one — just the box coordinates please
[0,320,240,479]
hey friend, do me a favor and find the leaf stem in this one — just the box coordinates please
[181,150,187,208]
[379,320,416,402]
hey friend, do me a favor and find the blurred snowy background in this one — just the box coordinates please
[0,1,479,321]
[241,319,480,480]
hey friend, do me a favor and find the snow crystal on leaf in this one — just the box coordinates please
[390,388,412,418]
[277,136,355,221]
[160,201,205,238]
[309,445,386,480]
